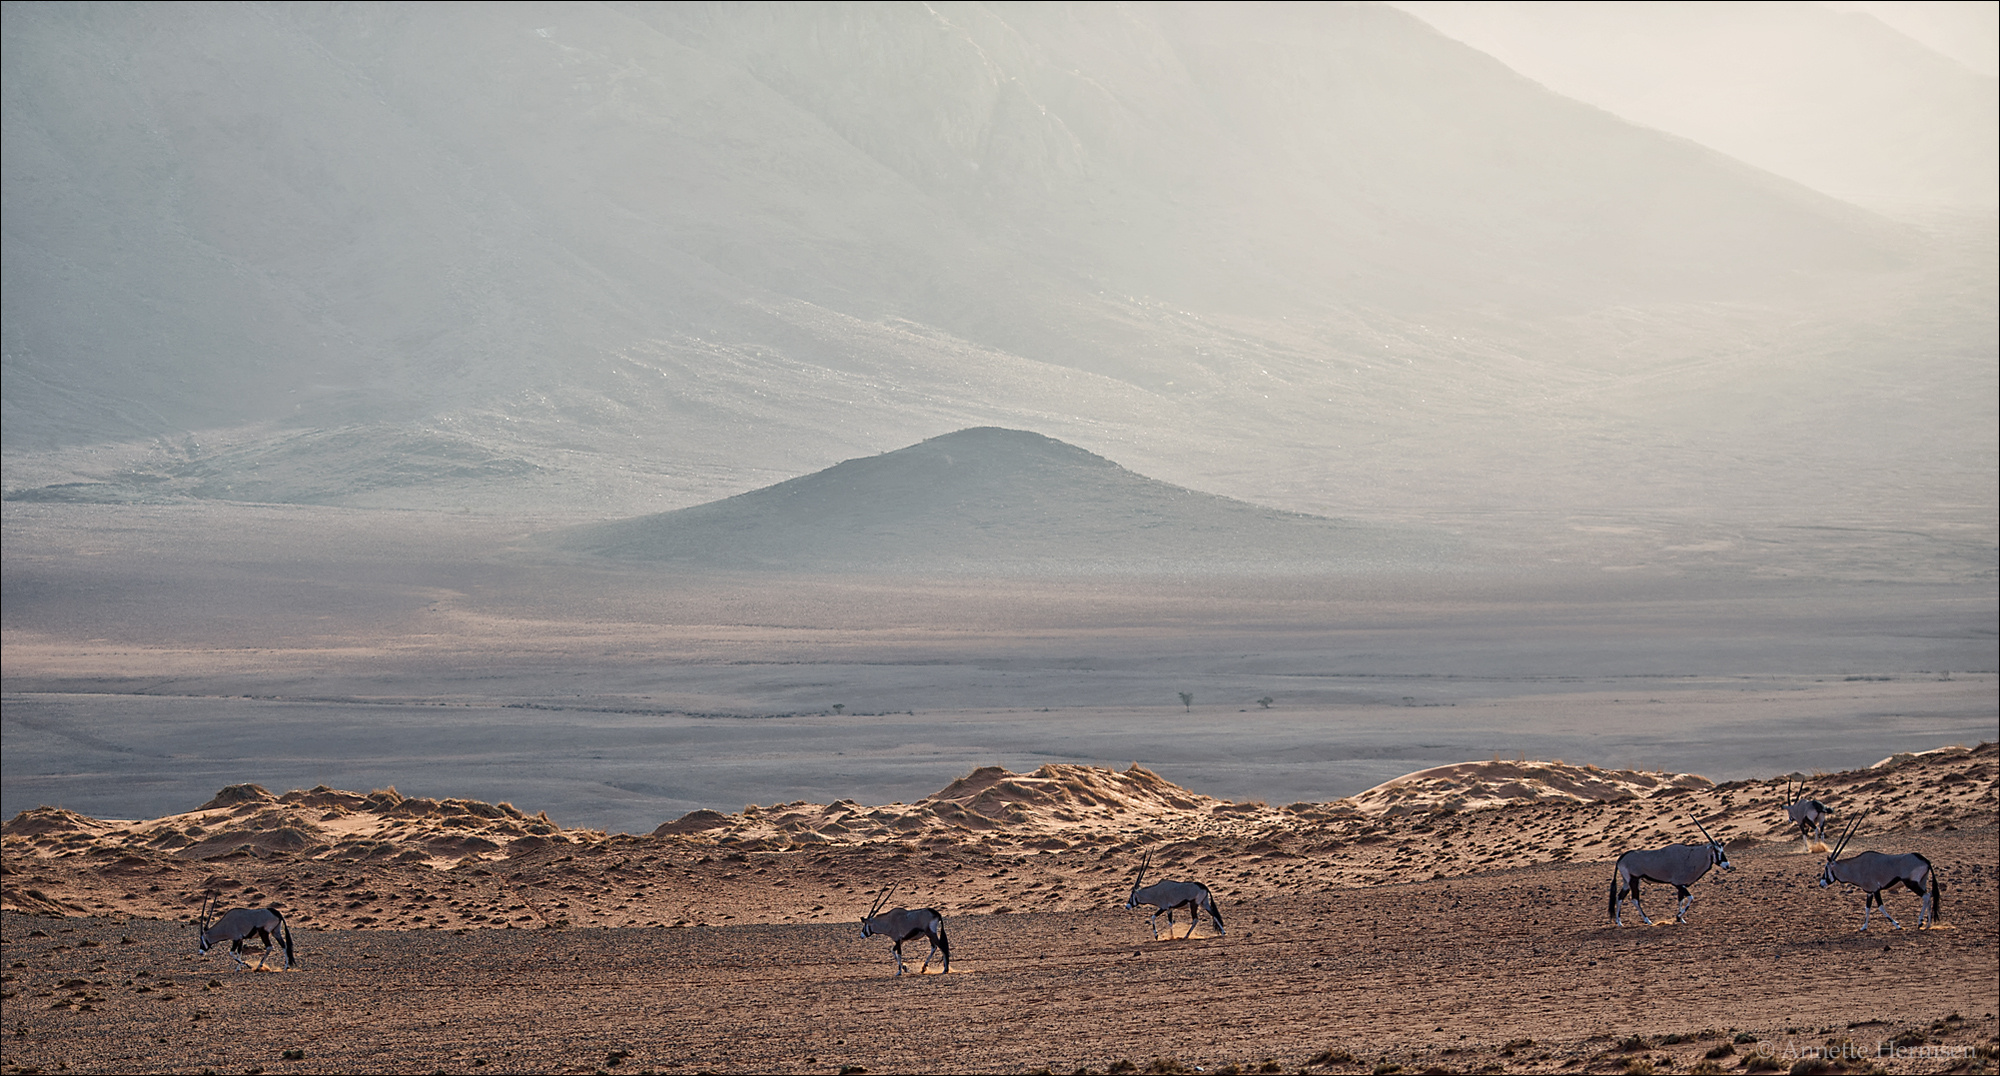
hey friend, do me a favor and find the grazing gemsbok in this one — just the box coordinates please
[1781,777,1834,851]
[197,897,295,970]
[1609,817,1733,926]
[1123,851,1226,940]
[858,883,950,976]
[1818,815,1942,931]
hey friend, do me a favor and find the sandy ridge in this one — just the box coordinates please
[3,744,1990,932]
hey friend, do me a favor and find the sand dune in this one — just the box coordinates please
[6,743,1989,931]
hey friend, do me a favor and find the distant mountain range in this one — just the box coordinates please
[563,427,1441,572]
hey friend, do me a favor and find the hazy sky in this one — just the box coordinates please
[1833,0,1999,75]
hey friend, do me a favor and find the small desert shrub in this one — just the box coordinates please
[1891,1029,1931,1048]
[1662,1034,1688,1045]
[1739,1051,1785,1073]
[1691,1062,1726,1075]
[1371,1065,1402,1076]
[1735,1033,1760,1045]
[1308,1048,1358,1066]
[1620,1036,1653,1052]
[1107,1061,1139,1075]
[1787,1059,1837,1075]
[1143,1059,1194,1075]
[1705,1043,1737,1060]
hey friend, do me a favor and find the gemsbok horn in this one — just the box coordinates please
[1781,777,1833,852]
[858,882,950,976]
[1818,813,1941,931]
[197,896,295,970]
[1608,816,1733,926]
[1123,851,1226,940]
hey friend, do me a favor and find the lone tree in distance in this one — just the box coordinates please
[1178,691,1194,712]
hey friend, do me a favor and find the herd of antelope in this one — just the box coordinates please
[188,777,1944,977]
[1610,782,1941,931]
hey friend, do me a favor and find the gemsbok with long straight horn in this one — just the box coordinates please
[197,897,295,970]
[1818,814,1941,931]
[1781,777,1834,852]
[1124,851,1225,940]
[858,882,950,976]
[1608,816,1733,926]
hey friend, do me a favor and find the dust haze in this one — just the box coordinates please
[3,2,1994,832]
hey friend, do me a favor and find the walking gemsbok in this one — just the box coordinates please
[1818,814,1942,931]
[858,883,950,976]
[197,897,295,970]
[1124,851,1226,939]
[1609,817,1733,926]
[1781,777,1834,852]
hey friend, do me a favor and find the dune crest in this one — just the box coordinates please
[3,783,567,871]
[1345,759,1714,816]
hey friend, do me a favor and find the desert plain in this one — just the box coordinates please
[4,502,1998,1075]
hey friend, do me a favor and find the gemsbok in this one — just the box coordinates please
[1819,815,1941,931]
[1609,817,1733,926]
[197,897,295,970]
[1124,851,1225,940]
[858,883,950,976]
[1781,777,1834,852]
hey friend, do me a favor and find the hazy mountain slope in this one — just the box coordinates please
[3,3,1985,582]
[563,426,1439,572]
[4,3,1901,448]
[1392,1,2000,213]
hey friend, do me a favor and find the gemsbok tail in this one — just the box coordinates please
[279,918,295,968]
[1205,890,1226,935]
[1608,870,1620,922]
[1931,874,1943,926]
[933,918,950,973]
